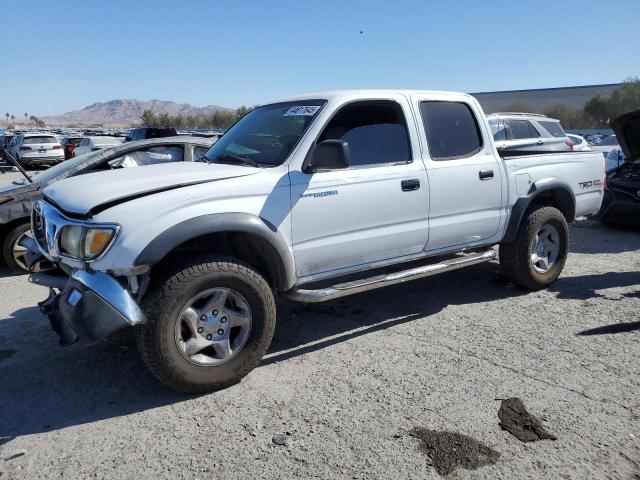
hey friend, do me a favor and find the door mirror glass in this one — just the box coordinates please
[305,140,350,172]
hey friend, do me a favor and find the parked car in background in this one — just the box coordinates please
[605,146,625,172]
[11,133,64,167]
[567,134,592,151]
[124,126,178,142]
[591,135,618,159]
[72,136,123,156]
[0,133,15,162]
[0,136,213,273]
[487,113,572,153]
[60,136,83,160]
[595,110,640,226]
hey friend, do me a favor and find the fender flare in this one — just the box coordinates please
[503,178,575,244]
[134,213,295,291]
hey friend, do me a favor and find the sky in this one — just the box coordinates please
[1,0,639,116]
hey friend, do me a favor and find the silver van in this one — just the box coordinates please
[487,113,572,153]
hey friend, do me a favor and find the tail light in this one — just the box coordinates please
[91,147,101,152]
[52,145,62,149]
[19,146,31,151]
[602,176,607,189]
[565,140,574,151]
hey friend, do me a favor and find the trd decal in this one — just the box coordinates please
[578,179,603,189]
[300,190,338,199]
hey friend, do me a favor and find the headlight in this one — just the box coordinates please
[59,225,117,260]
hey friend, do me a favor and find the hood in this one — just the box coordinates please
[42,162,259,216]
[0,178,39,198]
[611,109,640,162]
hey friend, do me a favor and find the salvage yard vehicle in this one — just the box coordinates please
[71,136,123,156]
[567,134,592,152]
[594,109,640,227]
[60,136,83,160]
[487,113,573,153]
[0,136,213,273]
[24,90,605,393]
[12,133,65,167]
[124,126,178,142]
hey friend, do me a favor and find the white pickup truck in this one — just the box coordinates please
[25,90,605,392]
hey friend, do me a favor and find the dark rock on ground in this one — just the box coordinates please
[498,397,557,442]
[409,428,500,476]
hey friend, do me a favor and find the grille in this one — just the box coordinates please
[31,204,48,251]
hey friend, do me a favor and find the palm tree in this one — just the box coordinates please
[10,114,15,126]
[4,113,8,127]
[24,113,28,125]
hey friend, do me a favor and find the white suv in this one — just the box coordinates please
[13,133,65,167]
[487,113,572,153]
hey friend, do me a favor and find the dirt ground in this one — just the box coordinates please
[0,217,639,479]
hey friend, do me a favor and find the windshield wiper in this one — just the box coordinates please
[214,153,260,168]
[2,147,33,184]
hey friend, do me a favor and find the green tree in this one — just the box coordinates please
[584,77,640,127]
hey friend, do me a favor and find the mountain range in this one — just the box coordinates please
[42,99,230,127]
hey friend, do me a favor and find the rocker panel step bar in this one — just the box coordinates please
[286,250,496,303]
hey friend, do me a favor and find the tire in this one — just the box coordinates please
[2,222,31,274]
[499,206,569,290]
[135,255,276,393]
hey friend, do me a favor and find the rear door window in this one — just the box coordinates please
[419,101,483,160]
[109,145,184,168]
[193,145,209,160]
[508,120,539,139]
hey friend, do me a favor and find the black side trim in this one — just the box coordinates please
[503,179,575,244]
[134,213,295,291]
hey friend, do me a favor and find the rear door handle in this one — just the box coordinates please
[401,179,420,191]
[536,139,544,145]
[479,170,494,180]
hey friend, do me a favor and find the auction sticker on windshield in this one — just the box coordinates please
[283,105,321,116]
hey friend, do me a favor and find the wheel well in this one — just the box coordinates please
[149,231,286,292]
[0,217,31,246]
[529,188,575,222]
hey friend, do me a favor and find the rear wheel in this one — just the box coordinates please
[499,206,569,290]
[135,256,276,393]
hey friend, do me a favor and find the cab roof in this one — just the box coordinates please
[273,89,477,104]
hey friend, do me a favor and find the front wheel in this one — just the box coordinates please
[499,206,569,290]
[135,256,276,393]
[2,222,31,274]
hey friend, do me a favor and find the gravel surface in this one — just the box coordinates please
[0,220,639,479]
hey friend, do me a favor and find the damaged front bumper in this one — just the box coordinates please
[30,269,145,345]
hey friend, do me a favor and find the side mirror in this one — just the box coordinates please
[303,140,350,173]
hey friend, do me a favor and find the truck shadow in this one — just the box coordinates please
[0,263,520,445]
[570,219,640,254]
[547,271,640,300]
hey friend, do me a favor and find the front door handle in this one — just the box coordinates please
[401,179,420,191]
[479,170,494,180]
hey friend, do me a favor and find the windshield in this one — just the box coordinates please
[31,150,103,183]
[204,100,326,167]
